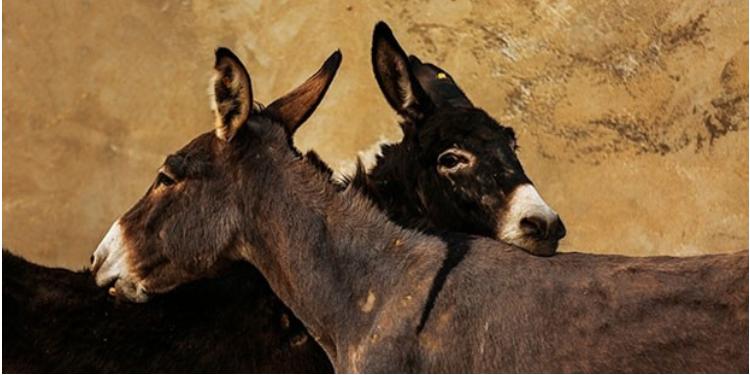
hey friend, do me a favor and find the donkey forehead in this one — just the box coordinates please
[247,115,288,141]
[419,109,515,151]
[167,117,287,167]
[174,132,216,156]
[164,133,217,172]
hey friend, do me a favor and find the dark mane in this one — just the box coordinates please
[303,150,335,180]
[340,140,435,232]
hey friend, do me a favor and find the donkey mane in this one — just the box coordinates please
[340,140,432,231]
[304,150,336,181]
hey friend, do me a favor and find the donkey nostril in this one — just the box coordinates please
[520,216,548,239]
[551,216,566,240]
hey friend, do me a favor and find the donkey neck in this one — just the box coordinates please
[354,139,434,232]
[239,151,443,366]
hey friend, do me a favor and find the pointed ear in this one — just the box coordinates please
[408,55,473,109]
[371,22,434,121]
[265,50,342,135]
[211,47,253,142]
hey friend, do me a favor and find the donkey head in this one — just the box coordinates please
[91,48,342,302]
[369,22,565,256]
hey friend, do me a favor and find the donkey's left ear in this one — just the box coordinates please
[211,47,253,142]
[371,22,434,121]
[408,55,473,109]
[265,50,342,135]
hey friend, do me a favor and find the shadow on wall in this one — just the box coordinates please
[3,0,748,268]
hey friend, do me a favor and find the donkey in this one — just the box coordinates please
[2,250,331,373]
[3,50,346,373]
[5,23,566,371]
[92,44,748,373]
[344,22,565,256]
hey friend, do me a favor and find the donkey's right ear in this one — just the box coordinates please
[211,47,253,142]
[265,50,342,136]
[371,22,434,121]
[408,55,473,109]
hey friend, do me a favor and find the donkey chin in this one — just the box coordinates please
[501,234,560,257]
[91,219,150,302]
[497,183,566,257]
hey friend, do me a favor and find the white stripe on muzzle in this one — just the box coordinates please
[91,219,130,287]
[498,183,558,243]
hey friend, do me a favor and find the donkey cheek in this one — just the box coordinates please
[480,194,499,207]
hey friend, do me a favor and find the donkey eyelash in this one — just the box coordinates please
[156,171,176,187]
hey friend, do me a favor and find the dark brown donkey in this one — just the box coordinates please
[3,49,345,373]
[4,22,565,370]
[93,46,748,372]
[2,250,331,373]
[345,22,565,256]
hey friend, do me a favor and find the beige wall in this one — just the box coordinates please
[3,0,747,269]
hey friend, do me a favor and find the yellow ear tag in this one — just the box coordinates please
[436,72,448,80]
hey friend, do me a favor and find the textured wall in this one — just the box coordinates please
[3,0,747,268]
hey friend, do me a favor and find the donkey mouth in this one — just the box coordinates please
[523,241,559,257]
[91,218,151,302]
[501,235,560,257]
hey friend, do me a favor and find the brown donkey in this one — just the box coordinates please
[344,22,565,256]
[2,250,331,373]
[93,47,748,372]
[3,50,344,373]
[6,23,566,371]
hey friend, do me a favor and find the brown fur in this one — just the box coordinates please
[97,47,749,372]
[2,250,332,373]
[342,23,565,256]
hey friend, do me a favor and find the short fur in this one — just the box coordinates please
[30,23,564,372]
[2,250,331,373]
[93,46,748,372]
[345,22,565,256]
[3,49,343,373]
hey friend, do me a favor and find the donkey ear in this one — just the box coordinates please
[265,50,342,135]
[211,47,253,142]
[408,55,473,109]
[371,22,434,121]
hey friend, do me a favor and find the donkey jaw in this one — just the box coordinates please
[504,236,559,257]
[497,183,562,256]
[91,219,149,302]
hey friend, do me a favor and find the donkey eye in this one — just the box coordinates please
[438,153,461,168]
[157,172,176,187]
[437,148,476,174]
